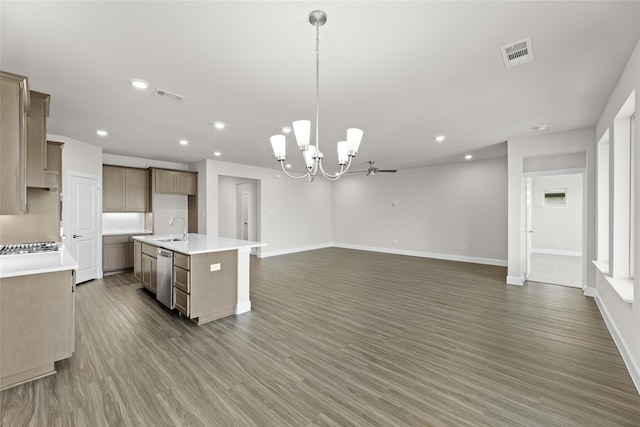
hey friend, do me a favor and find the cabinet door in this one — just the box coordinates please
[149,257,157,293]
[0,270,72,387]
[154,169,177,193]
[142,254,158,293]
[177,172,197,195]
[103,242,130,272]
[124,168,148,212]
[133,241,142,280]
[0,72,28,215]
[102,166,125,211]
[26,91,50,188]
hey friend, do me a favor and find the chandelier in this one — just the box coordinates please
[269,10,363,181]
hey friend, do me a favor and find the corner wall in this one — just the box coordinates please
[194,160,333,257]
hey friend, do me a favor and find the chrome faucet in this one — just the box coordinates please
[170,216,187,240]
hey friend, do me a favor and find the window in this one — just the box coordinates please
[543,188,567,206]
[611,92,634,280]
[630,113,635,279]
[597,132,609,264]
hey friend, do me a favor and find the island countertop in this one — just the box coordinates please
[0,246,79,278]
[132,234,266,255]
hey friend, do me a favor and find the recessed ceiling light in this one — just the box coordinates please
[129,79,149,90]
[282,127,292,134]
[213,122,225,129]
[465,154,473,160]
[285,163,292,169]
[532,125,548,131]
[178,139,189,146]
[213,151,222,157]
[434,135,446,143]
[96,129,109,136]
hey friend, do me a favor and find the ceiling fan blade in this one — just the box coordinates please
[377,169,397,173]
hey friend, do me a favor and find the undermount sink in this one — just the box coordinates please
[155,238,184,242]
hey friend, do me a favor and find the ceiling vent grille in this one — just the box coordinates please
[501,37,534,69]
[153,88,187,102]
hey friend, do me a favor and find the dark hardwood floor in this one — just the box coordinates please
[2,248,639,426]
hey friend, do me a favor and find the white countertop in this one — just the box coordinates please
[103,230,153,236]
[133,234,266,255]
[0,246,79,278]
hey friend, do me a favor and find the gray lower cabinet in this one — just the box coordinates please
[103,235,134,273]
[139,243,157,293]
[0,269,75,390]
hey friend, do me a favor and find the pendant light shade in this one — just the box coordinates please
[270,135,286,161]
[292,120,311,151]
[347,128,363,156]
[337,141,349,165]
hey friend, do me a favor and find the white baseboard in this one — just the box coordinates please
[593,290,640,395]
[235,300,251,315]
[583,286,597,298]
[506,275,524,286]
[530,248,582,257]
[259,243,332,258]
[333,243,508,267]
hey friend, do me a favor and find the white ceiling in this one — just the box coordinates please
[2,1,640,172]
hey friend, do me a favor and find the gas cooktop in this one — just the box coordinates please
[0,241,60,256]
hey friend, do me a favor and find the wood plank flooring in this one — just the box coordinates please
[1,248,639,426]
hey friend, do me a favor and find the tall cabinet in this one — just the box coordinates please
[0,71,29,215]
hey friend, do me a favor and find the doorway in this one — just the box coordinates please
[218,176,259,250]
[68,172,101,283]
[524,170,585,288]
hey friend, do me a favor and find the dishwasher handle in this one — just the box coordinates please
[157,249,173,258]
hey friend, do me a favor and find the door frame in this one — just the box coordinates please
[523,167,587,288]
[67,171,102,282]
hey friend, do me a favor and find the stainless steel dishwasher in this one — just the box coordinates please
[156,248,174,309]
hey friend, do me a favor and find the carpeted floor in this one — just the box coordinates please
[527,253,582,288]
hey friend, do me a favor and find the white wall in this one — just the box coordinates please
[531,174,582,254]
[195,159,333,257]
[507,128,596,286]
[332,157,508,265]
[593,37,640,392]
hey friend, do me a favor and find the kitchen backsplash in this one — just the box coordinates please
[102,212,146,234]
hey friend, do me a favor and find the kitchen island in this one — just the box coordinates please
[0,247,78,390]
[132,234,265,325]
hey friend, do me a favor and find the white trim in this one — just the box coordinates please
[593,290,640,395]
[506,275,524,286]
[523,167,585,178]
[235,300,251,315]
[332,243,507,266]
[259,243,333,258]
[530,248,582,257]
[583,287,597,298]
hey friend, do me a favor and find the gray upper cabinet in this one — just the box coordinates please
[0,71,29,215]
[102,165,149,212]
[151,168,197,196]
[26,91,51,188]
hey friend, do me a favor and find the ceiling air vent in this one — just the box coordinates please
[153,88,187,102]
[501,37,534,69]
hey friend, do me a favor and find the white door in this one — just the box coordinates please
[236,183,250,240]
[525,177,533,280]
[69,173,100,283]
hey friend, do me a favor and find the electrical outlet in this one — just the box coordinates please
[210,263,221,272]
